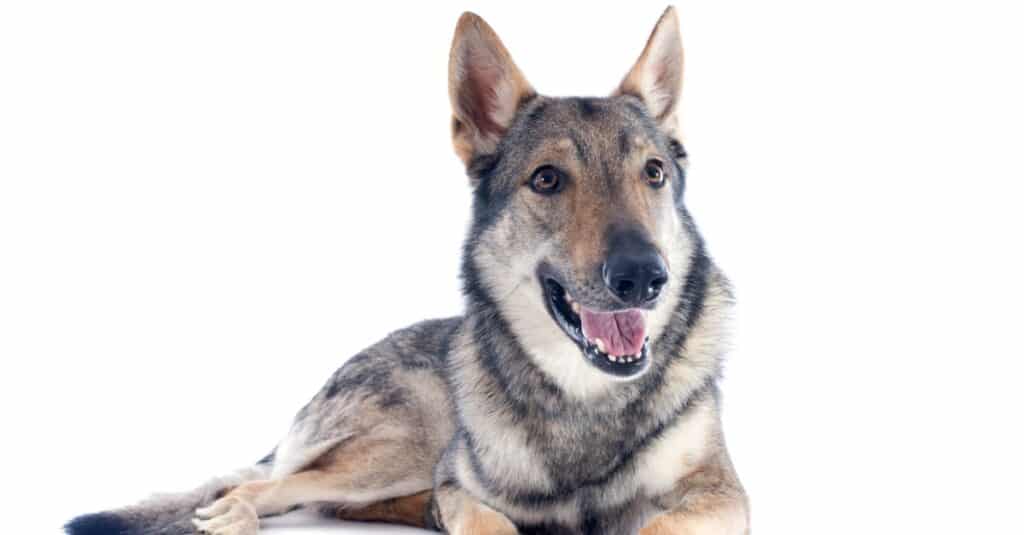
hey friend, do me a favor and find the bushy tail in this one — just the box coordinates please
[64,462,271,535]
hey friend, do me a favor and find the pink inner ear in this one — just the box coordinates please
[459,51,505,138]
[647,55,680,119]
[653,56,674,91]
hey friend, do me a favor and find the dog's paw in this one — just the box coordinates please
[455,508,519,535]
[193,496,259,535]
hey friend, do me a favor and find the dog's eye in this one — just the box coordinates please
[644,159,666,188]
[529,166,564,194]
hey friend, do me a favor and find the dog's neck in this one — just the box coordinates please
[448,243,729,496]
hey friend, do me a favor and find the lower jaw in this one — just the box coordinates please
[541,276,652,380]
[579,337,652,379]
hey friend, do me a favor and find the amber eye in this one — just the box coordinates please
[529,166,564,194]
[644,159,666,188]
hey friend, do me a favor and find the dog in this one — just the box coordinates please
[66,6,749,535]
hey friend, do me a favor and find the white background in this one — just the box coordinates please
[2,1,1023,533]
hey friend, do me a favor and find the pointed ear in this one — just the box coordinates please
[616,7,684,136]
[449,12,535,166]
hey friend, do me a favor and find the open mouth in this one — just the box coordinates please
[542,278,651,378]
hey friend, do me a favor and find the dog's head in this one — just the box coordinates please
[453,8,700,394]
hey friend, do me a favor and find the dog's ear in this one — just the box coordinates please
[616,6,683,137]
[449,12,535,167]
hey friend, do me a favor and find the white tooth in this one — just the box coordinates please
[595,338,606,353]
[571,302,580,314]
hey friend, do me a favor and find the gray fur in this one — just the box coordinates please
[67,9,747,535]
[65,465,269,534]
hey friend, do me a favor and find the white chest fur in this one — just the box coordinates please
[636,396,717,499]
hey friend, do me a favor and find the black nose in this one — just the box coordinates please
[602,242,669,306]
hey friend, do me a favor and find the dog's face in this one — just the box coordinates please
[452,8,696,393]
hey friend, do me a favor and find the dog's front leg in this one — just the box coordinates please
[640,451,750,535]
[431,483,518,535]
[640,496,748,535]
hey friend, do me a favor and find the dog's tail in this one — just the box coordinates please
[64,455,274,535]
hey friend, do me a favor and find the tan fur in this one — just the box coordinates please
[462,507,520,535]
[434,484,519,535]
[194,436,433,535]
[640,449,750,535]
[616,142,671,242]
[333,490,432,527]
[641,505,749,535]
[640,498,749,535]
[565,169,613,272]
[563,137,671,277]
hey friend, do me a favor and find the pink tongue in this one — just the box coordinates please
[579,308,647,356]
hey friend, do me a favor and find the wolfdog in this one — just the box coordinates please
[66,6,748,535]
